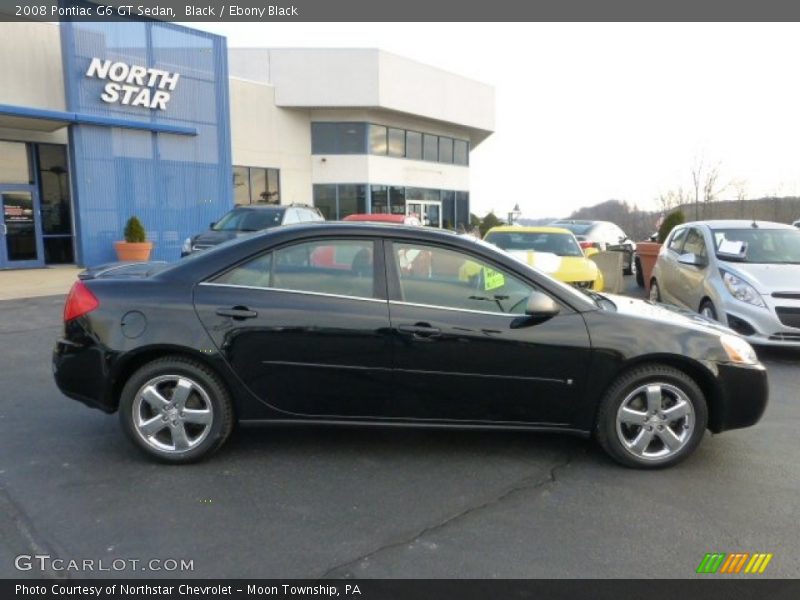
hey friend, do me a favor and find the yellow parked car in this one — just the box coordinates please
[484,226,604,291]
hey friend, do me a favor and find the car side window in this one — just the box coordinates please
[393,242,536,315]
[668,227,688,253]
[682,228,707,258]
[213,239,376,299]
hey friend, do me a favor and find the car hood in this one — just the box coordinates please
[602,293,735,337]
[506,251,598,281]
[719,261,800,293]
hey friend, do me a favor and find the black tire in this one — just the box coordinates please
[634,257,644,287]
[649,278,661,302]
[699,299,718,321]
[119,356,234,463]
[623,250,635,275]
[595,365,708,469]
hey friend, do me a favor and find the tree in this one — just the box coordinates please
[478,211,504,237]
[658,210,685,244]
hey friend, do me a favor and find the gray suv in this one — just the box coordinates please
[650,220,800,346]
[181,204,324,257]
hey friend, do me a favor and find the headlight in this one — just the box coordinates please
[720,333,759,365]
[181,237,193,254]
[720,270,765,307]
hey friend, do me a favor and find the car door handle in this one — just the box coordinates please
[216,306,258,320]
[398,323,441,338]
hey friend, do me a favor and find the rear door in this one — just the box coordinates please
[674,227,710,310]
[193,236,393,417]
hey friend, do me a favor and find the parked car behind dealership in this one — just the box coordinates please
[55,223,767,469]
[181,204,324,256]
[650,220,800,346]
[551,220,637,275]
[484,226,604,291]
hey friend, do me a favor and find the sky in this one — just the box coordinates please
[185,22,800,219]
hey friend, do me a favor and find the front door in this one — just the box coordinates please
[406,201,442,228]
[0,186,44,269]
[386,240,592,424]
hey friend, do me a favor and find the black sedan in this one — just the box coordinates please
[53,223,768,468]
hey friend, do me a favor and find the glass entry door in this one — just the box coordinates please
[406,200,443,228]
[0,186,44,269]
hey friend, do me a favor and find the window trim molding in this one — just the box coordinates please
[198,281,386,304]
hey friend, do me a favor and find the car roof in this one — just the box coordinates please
[343,213,408,223]
[232,204,285,211]
[486,226,574,235]
[685,220,797,230]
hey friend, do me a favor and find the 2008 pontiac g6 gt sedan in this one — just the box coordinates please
[53,223,768,468]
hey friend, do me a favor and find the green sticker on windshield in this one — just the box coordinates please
[484,267,505,291]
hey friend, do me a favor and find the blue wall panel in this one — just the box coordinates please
[61,21,233,266]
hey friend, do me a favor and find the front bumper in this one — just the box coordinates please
[708,362,769,433]
[720,296,800,347]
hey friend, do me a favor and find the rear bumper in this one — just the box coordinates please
[52,339,115,413]
[709,362,768,433]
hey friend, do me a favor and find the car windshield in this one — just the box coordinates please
[212,208,284,232]
[485,231,583,257]
[712,228,800,264]
[552,222,594,235]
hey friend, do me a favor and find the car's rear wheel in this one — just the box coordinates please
[119,356,234,463]
[699,299,718,321]
[649,279,661,302]
[595,365,708,469]
[634,257,644,287]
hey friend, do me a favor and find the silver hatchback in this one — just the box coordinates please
[650,220,800,347]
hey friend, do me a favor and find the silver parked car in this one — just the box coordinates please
[650,220,800,346]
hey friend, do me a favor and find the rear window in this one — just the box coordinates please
[212,208,285,232]
[552,222,594,235]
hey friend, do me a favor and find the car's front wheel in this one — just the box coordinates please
[649,279,661,302]
[595,365,708,468]
[119,356,234,463]
[634,257,644,287]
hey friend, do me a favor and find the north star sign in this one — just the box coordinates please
[85,58,180,110]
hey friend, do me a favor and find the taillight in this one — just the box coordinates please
[579,241,595,249]
[64,281,99,322]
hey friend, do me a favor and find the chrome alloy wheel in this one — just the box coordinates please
[615,383,694,461]
[132,375,214,454]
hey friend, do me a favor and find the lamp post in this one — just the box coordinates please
[508,203,522,225]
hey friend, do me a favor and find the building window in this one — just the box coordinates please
[406,131,422,160]
[234,166,280,205]
[438,137,454,164]
[0,141,33,184]
[390,186,406,215]
[454,139,469,166]
[441,190,455,230]
[370,185,389,214]
[313,184,337,220]
[233,166,250,205]
[37,144,74,264]
[369,125,388,155]
[338,184,367,218]
[423,134,438,162]
[455,191,470,230]
[388,128,405,157]
[311,122,368,154]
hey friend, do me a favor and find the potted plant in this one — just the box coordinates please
[114,216,153,261]
[635,210,685,293]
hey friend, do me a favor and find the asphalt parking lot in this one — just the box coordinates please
[1,279,799,579]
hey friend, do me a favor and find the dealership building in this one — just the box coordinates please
[0,20,494,269]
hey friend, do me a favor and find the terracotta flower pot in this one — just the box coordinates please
[634,241,662,294]
[114,241,153,262]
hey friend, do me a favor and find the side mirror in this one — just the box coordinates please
[678,252,707,268]
[209,221,216,228]
[525,291,561,318]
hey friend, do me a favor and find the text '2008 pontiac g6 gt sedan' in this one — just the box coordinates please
[53,223,768,468]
